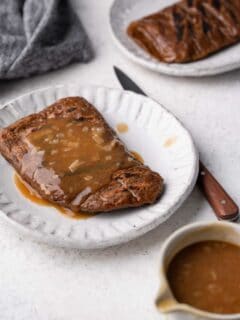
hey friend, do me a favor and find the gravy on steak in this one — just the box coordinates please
[167,241,240,314]
[22,118,139,210]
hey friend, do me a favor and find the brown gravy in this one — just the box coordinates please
[130,151,144,164]
[167,241,240,314]
[116,123,128,133]
[22,118,139,211]
[14,174,93,219]
[164,136,177,148]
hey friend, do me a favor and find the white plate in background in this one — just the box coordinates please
[110,0,240,77]
[0,85,198,249]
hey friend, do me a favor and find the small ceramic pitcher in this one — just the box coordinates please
[156,221,240,320]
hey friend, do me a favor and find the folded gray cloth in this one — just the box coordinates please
[0,0,93,79]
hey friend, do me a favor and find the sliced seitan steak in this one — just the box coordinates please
[127,0,240,63]
[0,97,163,213]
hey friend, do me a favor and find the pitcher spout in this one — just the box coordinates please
[155,278,178,313]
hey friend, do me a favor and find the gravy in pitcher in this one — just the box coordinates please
[167,241,240,314]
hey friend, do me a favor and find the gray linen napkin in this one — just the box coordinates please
[0,0,93,79]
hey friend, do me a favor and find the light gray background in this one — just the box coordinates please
[0,0,239,319]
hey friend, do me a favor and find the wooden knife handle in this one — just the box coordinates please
[198,161,239,221]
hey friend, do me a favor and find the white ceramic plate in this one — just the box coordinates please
[0,85,198,249]
[110,0,240,77]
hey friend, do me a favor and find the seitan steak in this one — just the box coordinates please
[0,97,163,213]
[127,0,240,63]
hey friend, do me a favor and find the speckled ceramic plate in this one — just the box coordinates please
[0,85,198,249]
[110,0,240,77]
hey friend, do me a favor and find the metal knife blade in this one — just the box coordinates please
[113,66,239,221]
[113,66,146,96]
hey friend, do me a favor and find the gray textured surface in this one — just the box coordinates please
[0,0,92,79]
[0,0,239,319]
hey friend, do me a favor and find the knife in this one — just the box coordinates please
[114,66,239,222]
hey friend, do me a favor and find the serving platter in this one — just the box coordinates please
[0,85,198,249]
[110,0,240,77]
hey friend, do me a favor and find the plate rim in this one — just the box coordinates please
[0,85,199,249]
[109,0,240,77]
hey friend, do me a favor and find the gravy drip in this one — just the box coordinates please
[14,174,92,219]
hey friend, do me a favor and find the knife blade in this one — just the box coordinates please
[114,67,147,96]
[114,66,239,222]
